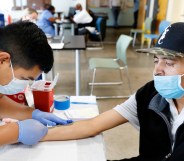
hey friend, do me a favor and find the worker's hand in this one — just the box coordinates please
[32,109,73,126]
[17,119,48,145]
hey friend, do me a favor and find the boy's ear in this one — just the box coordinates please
[0,52,10,64]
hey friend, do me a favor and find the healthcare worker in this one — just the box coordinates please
[21,8,38,23]
[37,4,59,36]
[0,21,72,146]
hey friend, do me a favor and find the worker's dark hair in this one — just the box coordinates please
[43,3,51,10]
[0,21,53,73]
[44,4,55,12]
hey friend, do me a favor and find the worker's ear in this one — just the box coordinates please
[0,52,10,64]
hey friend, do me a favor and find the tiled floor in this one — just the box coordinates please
[53,27,154,160]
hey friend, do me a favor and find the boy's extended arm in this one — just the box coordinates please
[42,109,128,141]
[0,109,127,145]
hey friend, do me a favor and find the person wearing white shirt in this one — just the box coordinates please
[21,8,38,23]
[73,4,93,24]
[71,3,94,35]
[37,4,60,36]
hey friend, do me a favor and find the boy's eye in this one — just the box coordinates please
[165,61,174,66]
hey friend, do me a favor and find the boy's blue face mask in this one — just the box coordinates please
[154,74,184,99]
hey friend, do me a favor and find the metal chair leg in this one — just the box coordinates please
[141,37,145,48]
[148,39,152,48]
[90,68,96,95]
[124,67,132,94]
[119,67,132,95]
[99,33,104,49]
[130,31,132,36]
[132,32,137,47]
[87,32,103,50]
[89,68,132,99]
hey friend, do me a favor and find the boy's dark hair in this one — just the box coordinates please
[0,21,53,73]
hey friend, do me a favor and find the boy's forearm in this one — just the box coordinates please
[42,109,127,141]
[42,119,97,141]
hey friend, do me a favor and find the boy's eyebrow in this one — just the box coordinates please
[153,55,177,61]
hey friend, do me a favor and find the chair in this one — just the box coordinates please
[67,7,76,18]
[88,34,133,99]
[0,13,5,28]
[87,17,107,50]
[130,17,153,47]
[142,20,170,48]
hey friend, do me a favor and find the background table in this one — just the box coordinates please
[0,96,106,161]
[54,19,75,36]
[51,35,86,96]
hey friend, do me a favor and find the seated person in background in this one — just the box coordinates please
[21,8,38,23]
[37,4,60,36]
[71,3,95,35]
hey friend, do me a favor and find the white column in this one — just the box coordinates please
[148,0,155,18]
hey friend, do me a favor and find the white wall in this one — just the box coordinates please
[0,0,86,22]
[52,0,86,16]
[167,0,184,23]
[0,2,13,12]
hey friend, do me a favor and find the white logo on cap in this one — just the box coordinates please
[158,25,171,45]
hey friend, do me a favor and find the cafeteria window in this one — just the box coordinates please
[11,0,51,10]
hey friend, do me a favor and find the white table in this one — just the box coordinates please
[0,96,106,161]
